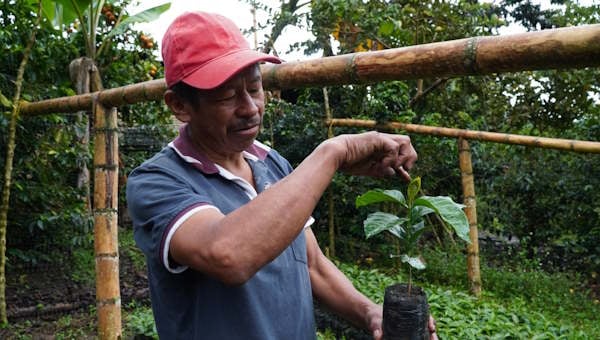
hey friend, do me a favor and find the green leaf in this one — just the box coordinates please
[378,20,395,36]
[364,212,404,238]
[41,0,57,25]
[406,220,427,246]
[407,176,421,205]
[356,189,406,208]
[108,2,171,38]
[41,0,91,27]
[400,254,426,270]
[413,205,435,217]
[387,219,408,239]
[0,91,12,108]
[414,196,470,243]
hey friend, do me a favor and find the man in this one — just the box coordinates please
[126,11,436,339]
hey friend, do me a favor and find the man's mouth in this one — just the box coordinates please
[231,117,261,133]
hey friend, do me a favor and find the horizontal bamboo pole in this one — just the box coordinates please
[328,118,600,153]
[262,24,600,89]
[18,24,600,116]
[19,79,166,116]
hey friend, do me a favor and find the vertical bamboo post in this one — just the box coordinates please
[323,87,335,258]
[92,69,122,338]
[458,138,482,297]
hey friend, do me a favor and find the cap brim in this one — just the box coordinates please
[181,49,281,90]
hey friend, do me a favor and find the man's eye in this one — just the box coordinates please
[216,93,236,101]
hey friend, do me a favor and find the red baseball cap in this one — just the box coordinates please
[162,11,281,89]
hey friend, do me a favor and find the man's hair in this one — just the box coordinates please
[170,81,201,107]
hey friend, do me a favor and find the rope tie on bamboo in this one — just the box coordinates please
[142,83,148,100]
[91,91,100,120]
[265,64,280,89]
[328,119,334,136]
[95,164,118,170]
[464,37,480,74]
[121,87,128,105]
[96,252,119,259]
[97,297,121,308]
[345,54,360,84]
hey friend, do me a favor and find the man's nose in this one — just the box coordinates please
[236,91,259,117]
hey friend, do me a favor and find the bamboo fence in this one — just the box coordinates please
[12,23,600,336]
[19,24,600,115]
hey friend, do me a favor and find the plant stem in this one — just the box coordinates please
[408,266,412,297]
[0,0,42,325]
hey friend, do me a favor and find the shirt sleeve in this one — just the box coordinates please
[126,162,217,273]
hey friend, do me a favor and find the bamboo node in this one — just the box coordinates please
[94,164,118,170]
[93,127,120,133]
[142,84,148,100]
[97,297,122,307]
[94,208,118,215]
[464,37,480,74]
[345,54,360,83]
[266,65,280,89]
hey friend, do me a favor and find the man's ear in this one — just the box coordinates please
[164,90,191,122]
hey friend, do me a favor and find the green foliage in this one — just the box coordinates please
[336,261,405,304]
[1,0,173,266]
[37,0,171,59]
[120,227,146,272]
[107,2,171,38]
[356,177,469,270]
[317,328,345,340]
[123,303,157,339]
[258,0,600,276]
[342,256,600,338]
[260,95,327,166]
[69,234,95,284]
[418,246,600,335]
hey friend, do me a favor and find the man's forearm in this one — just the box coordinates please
[205,141,344,279]
[309,250,380,332]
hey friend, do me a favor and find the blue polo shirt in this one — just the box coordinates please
[126,124,316,339]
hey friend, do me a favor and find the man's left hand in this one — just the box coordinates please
[367,308,438,340]
[365,303,383,340]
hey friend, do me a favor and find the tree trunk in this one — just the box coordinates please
[0,1,42,325]
[69,57,93,215]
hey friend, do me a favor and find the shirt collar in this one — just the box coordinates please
[169,124,271,174]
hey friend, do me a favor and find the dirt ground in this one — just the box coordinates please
[0,242,150,339]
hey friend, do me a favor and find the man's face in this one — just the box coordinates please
[187,64,265,154]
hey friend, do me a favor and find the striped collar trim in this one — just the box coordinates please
[169,124,271,174]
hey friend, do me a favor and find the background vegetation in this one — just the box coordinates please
[0,0,598,338]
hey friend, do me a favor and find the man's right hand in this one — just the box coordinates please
[323,131,418,181]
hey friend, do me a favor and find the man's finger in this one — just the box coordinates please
[394,165,411,181]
